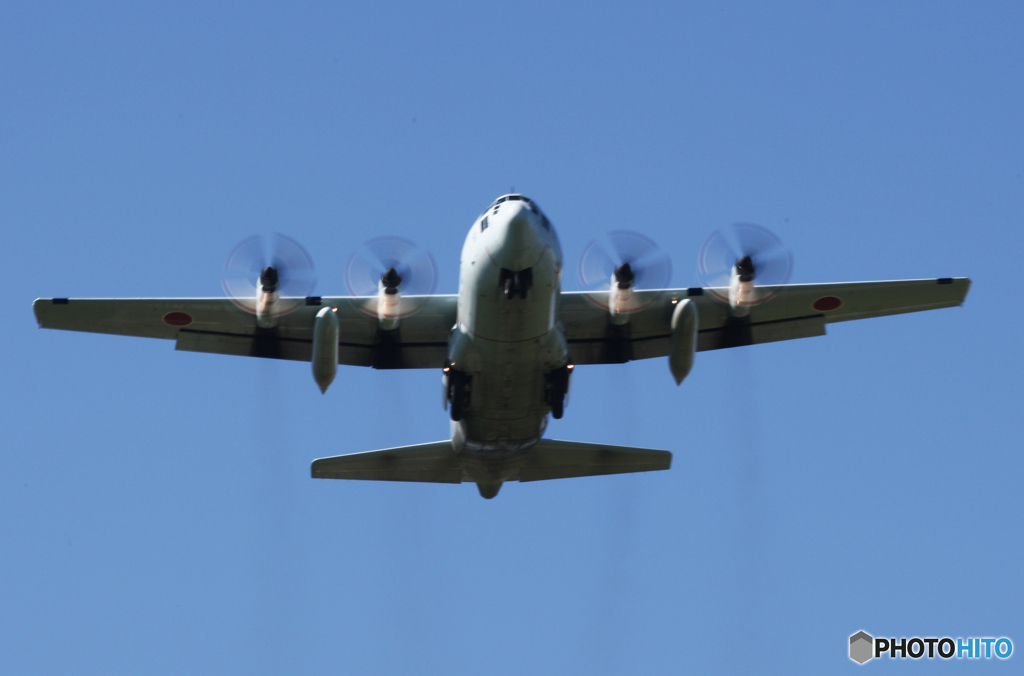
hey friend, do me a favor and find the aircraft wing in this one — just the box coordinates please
[34,278,970,367]
[561,277,971,364]
[32,295,457,369]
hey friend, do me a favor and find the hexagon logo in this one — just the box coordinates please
[850,631,874,664]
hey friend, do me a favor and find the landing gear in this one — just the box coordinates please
[499,267,532,300]
[445,364,472,422]
[551,394,564,419]
[544,362,573,420]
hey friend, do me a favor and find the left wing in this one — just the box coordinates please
[561,277,971,364]
[32,295,457,369]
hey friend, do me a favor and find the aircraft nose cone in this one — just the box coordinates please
[489,203,542,270]
[503,203,533,246]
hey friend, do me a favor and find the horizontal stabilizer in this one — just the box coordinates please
[311,441,461,484]
[515,439,671,482]
[311,438,672,492]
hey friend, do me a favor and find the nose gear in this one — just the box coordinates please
[499,267,533,300]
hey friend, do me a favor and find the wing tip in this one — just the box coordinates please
[942,276,971,304]
[310,457,329,478]
[31,297,63,328]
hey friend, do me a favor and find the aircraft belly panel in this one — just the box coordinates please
[460,337,548,449]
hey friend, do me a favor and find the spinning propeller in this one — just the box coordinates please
[345,236,438,328]
[697,223,792,313]
[578,230,672,321]
[222,233,316,327]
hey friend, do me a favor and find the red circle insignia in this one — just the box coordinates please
[812,296,843,312]
[163,311,194,327]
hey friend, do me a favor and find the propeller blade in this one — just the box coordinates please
[698,223,792,305]
[222,233,316,315]
[578,230,671,301]
[578,231,671,312]
[345,236,438,319]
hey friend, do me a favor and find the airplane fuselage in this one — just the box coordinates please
[447,195,569,460]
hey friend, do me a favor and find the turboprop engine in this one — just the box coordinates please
[377,267,402,331]
[345,236,438,330]
[698,222,793,317]
[608,262,636,325]
[255,266,281,328]
[222,233,317,329]
[578,230,673,324]
[728,255,756,318]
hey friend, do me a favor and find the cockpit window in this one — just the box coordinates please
[490,194,536,208]
[486,194,547,227]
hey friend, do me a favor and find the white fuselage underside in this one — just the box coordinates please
[448,197,567,456]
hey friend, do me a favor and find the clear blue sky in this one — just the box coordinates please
[2,2,1021,674]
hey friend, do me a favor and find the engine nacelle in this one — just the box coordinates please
[669,298,698,385]
[256,266,281,328]
[377,269,401,330]
[311,306,339,393]
[728,256,756,317]
[608,262,637,325]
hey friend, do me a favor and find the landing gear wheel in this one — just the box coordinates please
[544,362,572,420]
[450,393,464,421]
[447,370,471,422]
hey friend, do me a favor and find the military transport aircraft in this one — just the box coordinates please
[33,195,970,498]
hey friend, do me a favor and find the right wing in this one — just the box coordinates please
[32,295,457,369]
[561,277,971,364]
